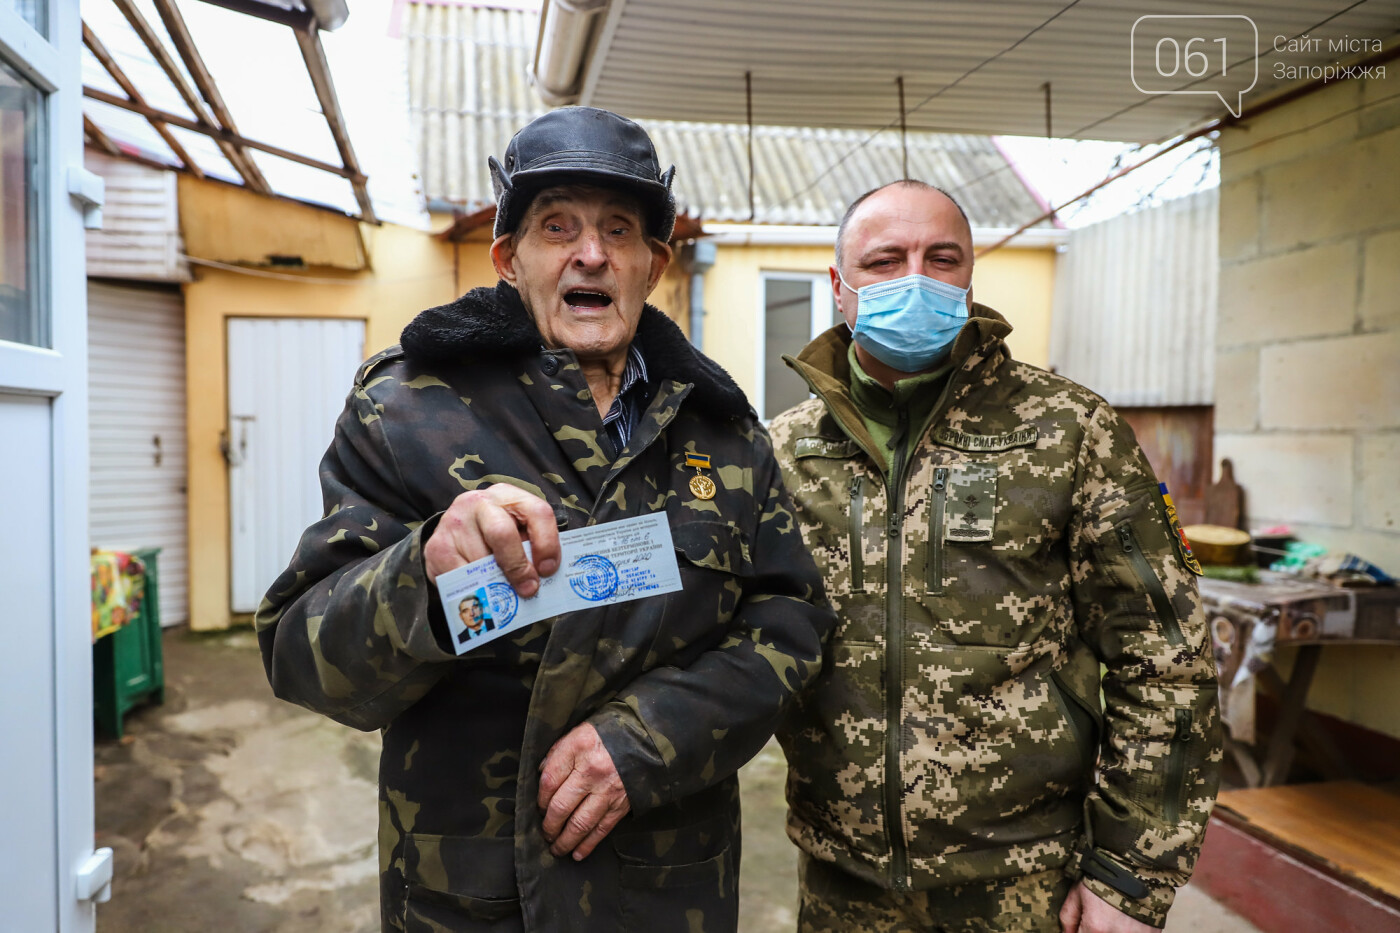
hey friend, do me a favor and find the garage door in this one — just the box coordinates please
[88,281,189,627]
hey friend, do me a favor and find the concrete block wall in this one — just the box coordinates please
[1215,73,1400,740]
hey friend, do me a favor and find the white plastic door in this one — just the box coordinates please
[0,0,104,928]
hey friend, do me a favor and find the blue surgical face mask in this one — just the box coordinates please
[838,271,971,373]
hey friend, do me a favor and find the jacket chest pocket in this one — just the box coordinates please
[923,462,999,595]
[650,520,752,667]
[792,436,870,599]
[672,520,753,576]
[942,462,997,543]
[921,431,1061,596]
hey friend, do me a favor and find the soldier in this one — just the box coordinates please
[256,107,832,932]
[769,180,1221,933]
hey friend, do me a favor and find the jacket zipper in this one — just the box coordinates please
[1164,708,1192,824]
[1116,523,1183,646]
[926,467,948,593]
[884,418,911,891]
[849,475,865,591]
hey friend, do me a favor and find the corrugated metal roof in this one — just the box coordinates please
[1049,187,1218,407]
[568,0,1400,144]
[405,2,1049,228]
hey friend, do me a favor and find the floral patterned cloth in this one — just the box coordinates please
[91,550,146,642]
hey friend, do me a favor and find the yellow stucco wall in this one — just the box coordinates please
[700,242,1057,407]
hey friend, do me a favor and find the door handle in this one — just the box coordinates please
[76,847,114,903]
[223,415,256,467]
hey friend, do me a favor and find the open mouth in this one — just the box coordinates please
[564,289,613,310]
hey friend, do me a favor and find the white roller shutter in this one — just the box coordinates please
[88,281,189,627]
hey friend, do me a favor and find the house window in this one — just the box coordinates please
[0,56,45,347]
[0,0,45,36]
[759,272,835,420]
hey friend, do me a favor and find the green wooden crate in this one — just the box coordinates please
[93,547,165,739]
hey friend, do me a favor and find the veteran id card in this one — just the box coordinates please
[436,512,683,654]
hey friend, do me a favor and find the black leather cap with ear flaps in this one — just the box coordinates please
[489,107,676,241]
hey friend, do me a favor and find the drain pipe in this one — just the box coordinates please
[689,239,716,351]
[531,0,609,105]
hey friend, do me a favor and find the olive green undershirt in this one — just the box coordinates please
[847,341,953,476]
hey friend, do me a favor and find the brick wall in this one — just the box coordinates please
[1216,73,1400,739]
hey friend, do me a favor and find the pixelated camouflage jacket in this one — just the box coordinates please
[768,307,1221,928]
[255,281,832,933]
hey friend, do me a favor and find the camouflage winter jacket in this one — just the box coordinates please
[769,309,1221,927]
[256,282,832,933]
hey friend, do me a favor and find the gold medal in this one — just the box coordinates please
[685,452,716,500]
[689,474,716,500]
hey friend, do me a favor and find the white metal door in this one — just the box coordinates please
[88,281,188,626]
[0,0,104,928]
[228,317,365,614]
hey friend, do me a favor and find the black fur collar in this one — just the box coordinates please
[401,281,751,420]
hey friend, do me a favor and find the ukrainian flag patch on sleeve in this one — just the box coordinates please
[1160,483,1203,575]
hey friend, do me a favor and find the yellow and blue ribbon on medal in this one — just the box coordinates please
[686,452,716,500]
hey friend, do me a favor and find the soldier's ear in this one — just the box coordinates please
[491,233,519,285]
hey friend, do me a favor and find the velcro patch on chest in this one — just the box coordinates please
[932,426,1039,452]
[794,436,862,459]
[944,463,997,542]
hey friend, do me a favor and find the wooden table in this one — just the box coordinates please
[1200,573,1400,787]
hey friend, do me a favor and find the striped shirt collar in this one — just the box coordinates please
[601,344,649,454]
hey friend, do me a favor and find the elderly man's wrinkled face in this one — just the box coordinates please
[492,185,671,361]
[833,184,974,330]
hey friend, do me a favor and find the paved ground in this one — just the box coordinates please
[95,629,1262,932]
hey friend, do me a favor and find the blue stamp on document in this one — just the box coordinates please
[485,582,519,626]
[568,554,619,601]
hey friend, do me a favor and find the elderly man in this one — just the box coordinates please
[769,180,1220,933]
[257,107,831,932]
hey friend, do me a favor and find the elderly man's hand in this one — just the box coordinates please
[538,723,630,861]
[424,486,560,596]
[1060,881,1158,933]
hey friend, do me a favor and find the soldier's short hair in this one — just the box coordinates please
[834,180,970,271]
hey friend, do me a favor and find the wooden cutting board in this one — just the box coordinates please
[1204,457,1245,531]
